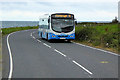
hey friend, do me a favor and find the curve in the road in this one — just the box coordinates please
[7,32,15,78]
[6,30,118,78]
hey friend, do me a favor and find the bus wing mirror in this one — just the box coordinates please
[75,21,77,25]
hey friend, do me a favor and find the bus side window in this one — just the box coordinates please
[48,18,50,23]
[48,18,50,29]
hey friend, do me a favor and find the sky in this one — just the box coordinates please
[0,0,119,21]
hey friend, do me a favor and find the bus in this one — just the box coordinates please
[38,13,76,42]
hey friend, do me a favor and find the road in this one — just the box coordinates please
[2,29,119,78]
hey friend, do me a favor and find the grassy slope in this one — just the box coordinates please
[2,26,38,35]
[75,23,119,54]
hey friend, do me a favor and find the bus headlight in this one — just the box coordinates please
[52,35,56,37]
[70,36,73,37]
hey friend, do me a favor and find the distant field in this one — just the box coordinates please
[75,23,119,54]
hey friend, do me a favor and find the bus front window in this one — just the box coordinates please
[51,19,74,33]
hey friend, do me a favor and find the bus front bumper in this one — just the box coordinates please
[48,33,75,40]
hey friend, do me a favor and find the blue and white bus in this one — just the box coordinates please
[38,13,76,41]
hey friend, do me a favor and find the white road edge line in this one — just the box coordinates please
[72,42,119,56]
[7,30,33,79]
[43,43,51,48]
[54,49,66,57]
[72,60,93,75]
[7,32,14,79]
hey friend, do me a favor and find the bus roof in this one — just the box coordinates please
[52,13,73,15]
[39,14,49,19]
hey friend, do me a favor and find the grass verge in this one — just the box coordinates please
[2,26,38,35]
[74,23,119,54]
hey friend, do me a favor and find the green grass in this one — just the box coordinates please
[74,23,119,54]
[2,26,38,35]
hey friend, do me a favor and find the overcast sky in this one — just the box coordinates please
[0,0,119,21]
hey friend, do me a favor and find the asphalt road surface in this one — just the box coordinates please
[2,29,119,78]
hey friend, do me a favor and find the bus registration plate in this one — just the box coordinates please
[60,38,66,39]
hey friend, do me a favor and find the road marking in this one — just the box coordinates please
[43,43,51,48]
[6,30,35,79]
[31,32,66,57]
[30,33,32,37]
[72,42,119,56]
[31,32,42,43]
[31,31,93,77]
[72,60,93,75]
[37,39,41,43]
[33,37,35,39]
[54,49,66,57]
[7,32,14,79]
[100,61,109,63]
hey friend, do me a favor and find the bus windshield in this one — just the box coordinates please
[52,19,74,33]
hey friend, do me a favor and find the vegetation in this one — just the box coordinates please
[2,26,38,35]
[75,23,119,54]
[112,17,119,23]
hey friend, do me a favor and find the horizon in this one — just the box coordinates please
[1,20,112,23]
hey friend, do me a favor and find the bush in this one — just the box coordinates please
[75,27,96,41]
[101,32,118,48]
[112,17,118,23]
[75,24,118,53]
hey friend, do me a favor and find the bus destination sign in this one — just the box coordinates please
[52,14,73,19]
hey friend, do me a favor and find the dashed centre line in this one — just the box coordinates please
[54,49,67,57]
[37,39,41,43]
[31,32,93,76]
[72,60,93,75]
[43,43,51,48]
